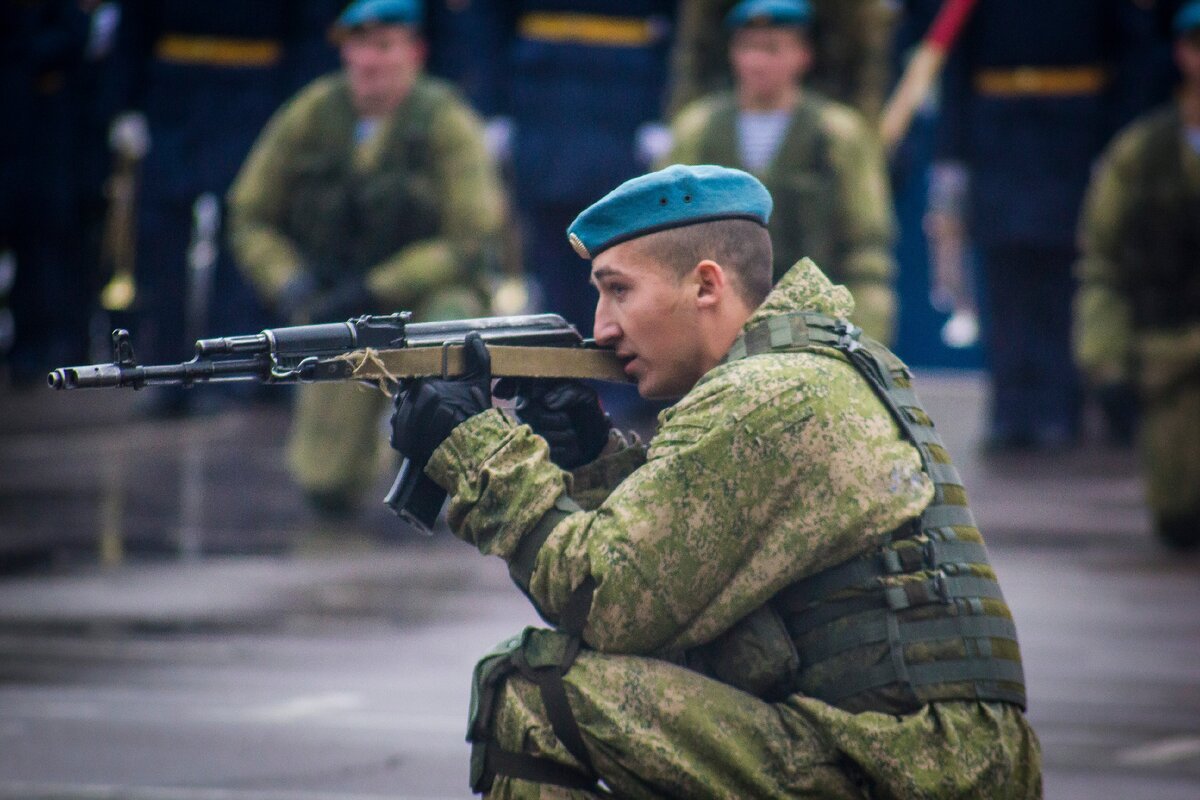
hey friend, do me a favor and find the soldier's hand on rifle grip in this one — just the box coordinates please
[387,332,494,528]
[494,378,611,470]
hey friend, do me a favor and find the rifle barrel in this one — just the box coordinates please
[49,355,271,390]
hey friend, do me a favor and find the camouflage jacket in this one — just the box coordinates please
[427,259,932,657]
[668,91,897,343]
[227,73,503,309]
[1074,101,1200,392]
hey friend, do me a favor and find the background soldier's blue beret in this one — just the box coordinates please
[336,0,422,29]
[1176,1,1200,35]
[725,0,814,30]
[566,164,773,259]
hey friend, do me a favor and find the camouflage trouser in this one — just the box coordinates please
[287,286,486,503]
[473,629,1042,800]
[1137,331,1200,523]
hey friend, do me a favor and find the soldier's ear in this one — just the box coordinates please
[693,259,729,310]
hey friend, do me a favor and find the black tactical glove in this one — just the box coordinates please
[390,332,493,466]
[494,378,611,469]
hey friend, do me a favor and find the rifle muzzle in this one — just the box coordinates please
[48,364,125,390]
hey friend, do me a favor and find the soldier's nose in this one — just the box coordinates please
[593,308,619,348]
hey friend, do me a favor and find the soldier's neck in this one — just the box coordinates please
[738,84,800,113]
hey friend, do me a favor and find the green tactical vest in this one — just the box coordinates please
[722,313,1027,715]
[1120,106,1200,329]
[696,93,841,284]
[280,76,446,286]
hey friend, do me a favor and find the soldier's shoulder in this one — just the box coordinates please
[1102,104,1177,172]
[808,92,871,142]
[683,347,839,422]
[414,75,485,130]
[674,92,735,129]
[284,73,347,118]
[1113,104,1177,152]
[414,75,476,112]
[668,93,734,157]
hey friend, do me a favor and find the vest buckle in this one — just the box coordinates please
[833,319,862,353]
[922,538,939,570]
[931,569,952,604]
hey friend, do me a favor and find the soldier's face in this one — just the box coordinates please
[591,243,706,400]
[729,27,812,103]
[341,25,425,115]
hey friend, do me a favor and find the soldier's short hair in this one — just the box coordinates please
[629,219,774,308]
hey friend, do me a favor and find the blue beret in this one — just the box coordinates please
[1176,0,1200,35]
[336,0,422,29]
[725,0,813,30]
[567,164,772,260]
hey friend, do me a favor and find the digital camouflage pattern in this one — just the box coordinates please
[428,260,1041,798]
[668,93,897,344]
[1074,102,1200,528]
[227,73,502,502]
[667,0,896,120]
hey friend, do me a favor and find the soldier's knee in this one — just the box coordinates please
[468,628,598,795]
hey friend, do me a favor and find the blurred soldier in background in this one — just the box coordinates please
[227,0,504,516]
[928,0,1160,452]
[75,2,133,331]
[447,1,676,427]
[1074,1,1200,551]
[668,0,896,120]
[421,0,500,110]
[386,163,1039,799]
[668,0,897,344]
[1,1,95,386]
[111,0,338,415]
[460,0,675,340]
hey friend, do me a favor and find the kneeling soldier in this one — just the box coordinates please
[389,164,1041,798]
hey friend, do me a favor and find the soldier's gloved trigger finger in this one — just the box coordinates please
[462,332,490,379]
[492,377,517,400]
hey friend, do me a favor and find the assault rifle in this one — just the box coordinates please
[48,313,627,532]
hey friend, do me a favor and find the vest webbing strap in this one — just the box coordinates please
[819,656,1026,705]
[926,461,964,487]
[779,537,991,609]
[780,572,1007,636]
[921,504,977,529]
[905,424,948,447]
[796,607,1020,667]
